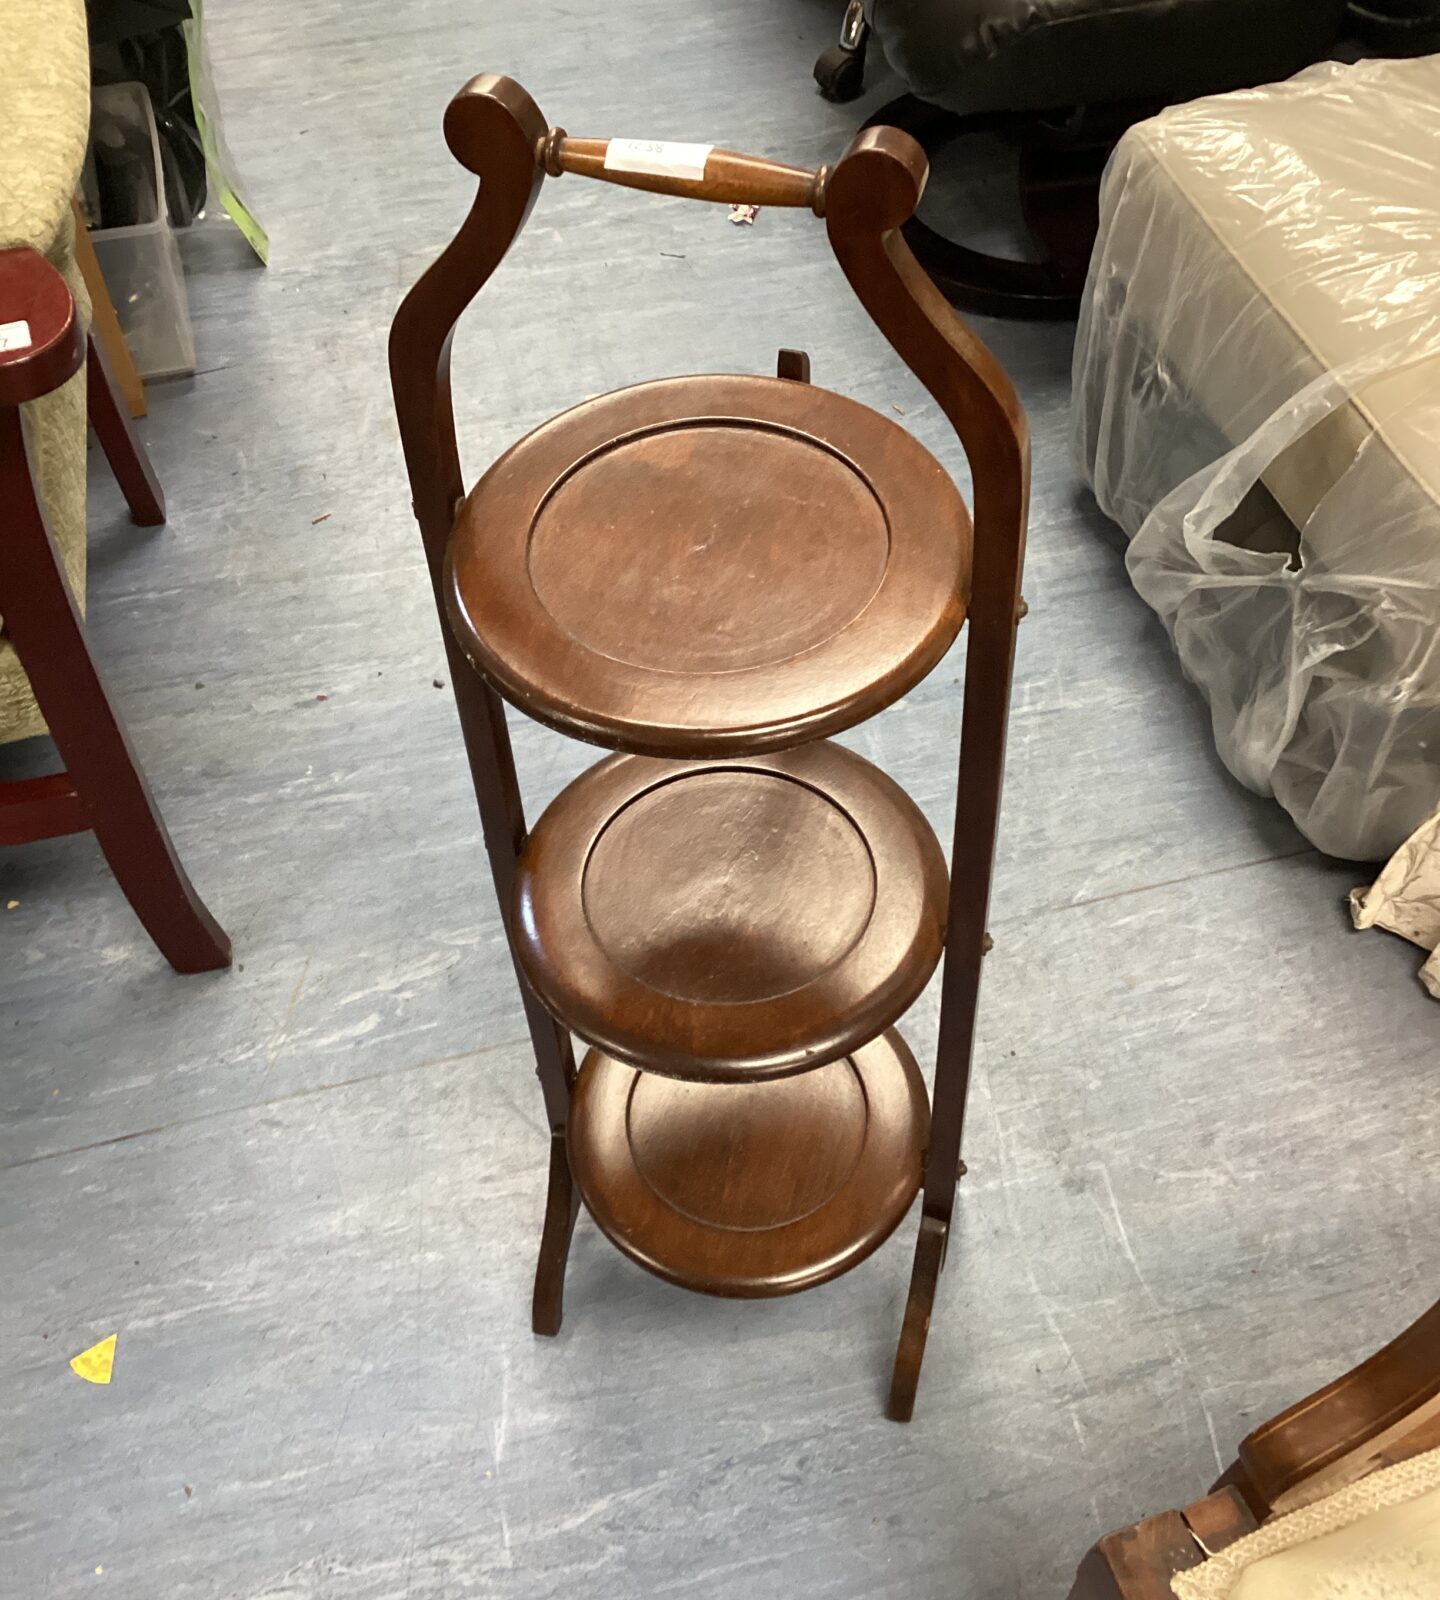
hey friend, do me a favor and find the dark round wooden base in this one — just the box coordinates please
[569,1029,929,1297]
[1349,2,1440,51]
[863,95,1114,320]
[446,374,971,757]
[514,741,949,1081]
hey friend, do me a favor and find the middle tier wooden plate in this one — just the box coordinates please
[446,374,972,757]
[514,740,949,1081]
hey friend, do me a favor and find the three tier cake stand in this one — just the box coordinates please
[391,74,1030,1420]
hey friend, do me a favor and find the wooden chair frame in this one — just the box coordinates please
[0,244,228,973]
[390,74,1030,1418]
[1069,1297,1440,1598]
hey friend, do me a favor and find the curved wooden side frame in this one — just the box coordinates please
[390,75,580,1337]
[1067,1297,1440,1599]
[827,129,1031,1420]
[390,80,1030,1395]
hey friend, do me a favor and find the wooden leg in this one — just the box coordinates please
[1067,1512,1212,1600]
[86,334,165,526]
[533,1133,582,1336]
[447,657,577,1115]
[0,408,229,973]
[889,591,1024,1414]
[445,648,582,1329]
[888,1211,948,1421]
[71,197,147,419]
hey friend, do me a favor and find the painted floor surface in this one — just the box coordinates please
[2,4,1436,1597]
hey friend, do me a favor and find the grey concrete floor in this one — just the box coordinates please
[3,3,1437,1597]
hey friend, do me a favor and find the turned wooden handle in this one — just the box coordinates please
[537,130,826,213]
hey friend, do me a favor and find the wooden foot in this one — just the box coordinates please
[887,1211,948,1422]
[0,407,229,974]
[532,1133,581,1336]
[86,334,165,525]
[86,771,232,972]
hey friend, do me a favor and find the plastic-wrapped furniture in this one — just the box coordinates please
[1072,55,1440,864]
[844,0,1348,316]
[1,0,228,971]
[1067,1297,1440,1600]
[391,75,1030,1420]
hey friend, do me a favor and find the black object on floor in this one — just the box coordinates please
[814,0,871,103]
[859,0,1350,318]
[1349,0,1440,52]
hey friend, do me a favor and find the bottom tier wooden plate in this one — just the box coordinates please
[568,1029,929,1298]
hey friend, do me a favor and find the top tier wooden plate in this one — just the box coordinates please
[446,374,972,757]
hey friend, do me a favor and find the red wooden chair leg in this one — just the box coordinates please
[86,332,165,526]
[0,407,228,972]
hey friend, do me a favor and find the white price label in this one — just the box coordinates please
[604,138,713,183]
[0,320,33,353]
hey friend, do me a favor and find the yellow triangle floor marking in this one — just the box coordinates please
[70,1334,117,1384]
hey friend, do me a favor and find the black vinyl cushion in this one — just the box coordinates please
[868,0,1350,113]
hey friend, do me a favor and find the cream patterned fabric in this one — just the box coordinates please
[0,0,92,743]
[1172,1448,1440,1600]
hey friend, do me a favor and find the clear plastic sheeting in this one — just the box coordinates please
[1072,56,1440,862]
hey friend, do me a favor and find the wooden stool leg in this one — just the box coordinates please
[0,409,229,972]
[86,334,165,526]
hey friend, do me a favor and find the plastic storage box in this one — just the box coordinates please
[89,81,196,379]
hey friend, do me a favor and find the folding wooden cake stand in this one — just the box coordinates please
[391,75,1030,1421]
